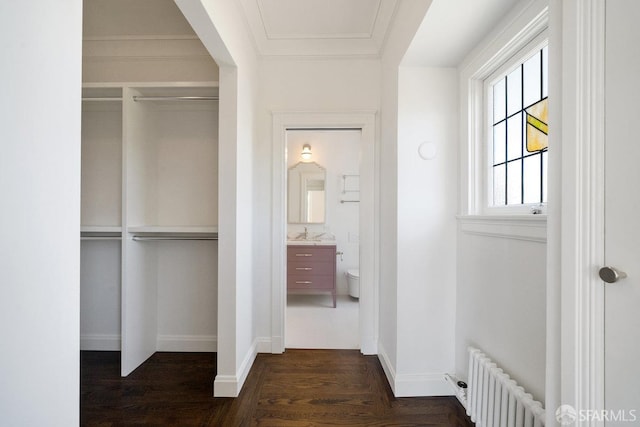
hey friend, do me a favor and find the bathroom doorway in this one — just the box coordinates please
[271,111,377,355]
[285,129,361,349]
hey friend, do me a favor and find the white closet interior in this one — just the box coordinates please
[80,0,220,377]
[81,87,123,352]
[80,83,219,376]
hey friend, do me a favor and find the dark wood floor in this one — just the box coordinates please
[81,350,473,426]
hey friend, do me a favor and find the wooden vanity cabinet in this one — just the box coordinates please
[287,244,337,307]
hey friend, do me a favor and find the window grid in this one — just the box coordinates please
[491,46,548,206]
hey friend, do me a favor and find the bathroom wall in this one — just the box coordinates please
[287,130,363,295]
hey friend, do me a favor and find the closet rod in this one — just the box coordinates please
[132,236,218,241]
[82,97,123,102]
[132,96,219,102]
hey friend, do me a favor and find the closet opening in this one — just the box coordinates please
[80,0,221,378]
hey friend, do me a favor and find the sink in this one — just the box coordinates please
[287,237,336,246]
[287,237,322,242]
[287,232,336,245]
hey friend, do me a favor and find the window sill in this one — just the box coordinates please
[457,214,547,243]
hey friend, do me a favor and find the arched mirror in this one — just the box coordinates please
[288,162,326,223]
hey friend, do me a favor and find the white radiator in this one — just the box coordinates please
[467,347,545,427]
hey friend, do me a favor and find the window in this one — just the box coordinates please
[488,43,548,209]
[460,2,548,220]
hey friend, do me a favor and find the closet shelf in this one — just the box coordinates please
[127,225,218,238]
[81,226,122,238]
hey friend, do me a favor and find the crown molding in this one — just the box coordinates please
[240,0,398,58]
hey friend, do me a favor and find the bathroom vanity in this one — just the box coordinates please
[287,243,337,307]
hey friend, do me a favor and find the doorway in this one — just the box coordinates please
[285,129,362,349]
[271,112,378,355]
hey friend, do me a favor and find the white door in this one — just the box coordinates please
[604,0,640,421]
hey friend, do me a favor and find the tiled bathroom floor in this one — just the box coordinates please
[286,294,359,349]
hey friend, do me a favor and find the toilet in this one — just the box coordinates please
[346,269,360,298]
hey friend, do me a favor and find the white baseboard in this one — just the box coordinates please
[214,337,268,397]
[377,342,397,395]
[270,335,284,353]
[444,373,468,408]
[236,338,259,391]
[213,374,239,397]
[156,334,217,352]
[80,334,121,351]
[377,342,453,397]
[82,334,219,352]
[360,337,377,355]
[393,372,453,397]
[255,336,272,353]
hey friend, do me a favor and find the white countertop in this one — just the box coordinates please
[287,240,337,246]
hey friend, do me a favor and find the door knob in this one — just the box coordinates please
[598,266,627,283]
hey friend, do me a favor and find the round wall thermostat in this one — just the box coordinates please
[418,141,437,160]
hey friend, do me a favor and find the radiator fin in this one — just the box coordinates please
[466,347,545,427]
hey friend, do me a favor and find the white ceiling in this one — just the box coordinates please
[239,0,521,64]
[83,0,196,39]
[82,0,521,66]
[239,0,399,57]
[403,0,522,67]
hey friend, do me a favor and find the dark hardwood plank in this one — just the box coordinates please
[81,350,473,426]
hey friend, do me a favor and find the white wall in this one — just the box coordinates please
[395,66,458,395]
[457,232,547,401]
[156,242,218,351]
[455,0,549,403]
[260,59,381,111]
[0,1,82,425]
[81,241,122,350]
[176,0,260,397]
[378,0,437,396]
[256,58,380,342]
[379,57,400,387]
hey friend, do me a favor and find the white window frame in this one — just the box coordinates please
[461,4,549,217]
[484,33,549,215]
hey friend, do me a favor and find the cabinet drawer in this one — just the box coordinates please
[287,246,335,262]
[287,274,335,290]
[287,261,335,276]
